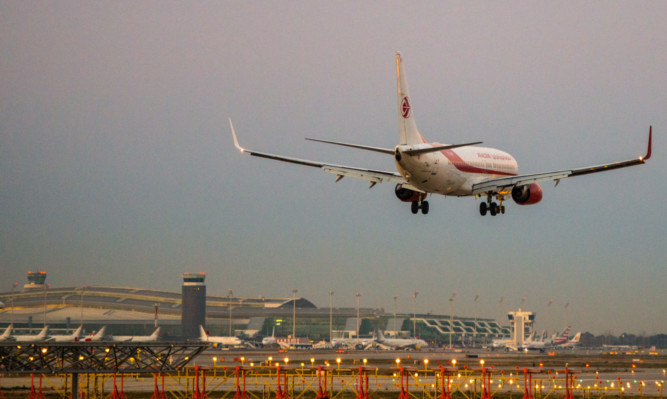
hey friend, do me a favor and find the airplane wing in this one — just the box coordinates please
[472,127,652,195]
[230,119,416,190]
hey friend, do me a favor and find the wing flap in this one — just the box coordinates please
[322,166,405,186]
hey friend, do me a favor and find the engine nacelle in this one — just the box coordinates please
[511,183,543,205]
[395,185,425,202]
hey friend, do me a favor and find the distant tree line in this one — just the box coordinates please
[580,332,667,348]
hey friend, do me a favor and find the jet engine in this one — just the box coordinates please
[395,184,424,202]
[511,183,543,205]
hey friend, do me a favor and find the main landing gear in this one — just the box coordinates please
[479,195,505,216]
[411,194,429,215]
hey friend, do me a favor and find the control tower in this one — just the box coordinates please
[181,273,206,338]
[23,271,47,291]
[507,309,535,348]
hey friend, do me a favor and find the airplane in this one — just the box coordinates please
[517,330,548,352]
[199,325,243,347]
[558,332,581,348]
[492,327,570,351]
[0,324,13,341]
[82,326,107,342]
[261,326,278,347]
[12,326,49,342]
[374,330,428,350]
[106,327,160,342]
[331,336,375,350]
[551,326,572,346]
[490,337,510,350]
[229,52,652,216]
[48,325,82,342]
[312,340,334,350]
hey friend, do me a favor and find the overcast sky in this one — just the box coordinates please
[1,2,665,335]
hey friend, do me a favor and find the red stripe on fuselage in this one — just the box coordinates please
[439,147,517,176]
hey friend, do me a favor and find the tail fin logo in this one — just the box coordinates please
[401,96,411,118]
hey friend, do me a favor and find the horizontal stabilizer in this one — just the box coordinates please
[305,138,395,154]
[402,142,483,155]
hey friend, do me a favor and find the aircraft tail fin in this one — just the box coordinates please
[36,326,49,339]
[396,52,424,145]
[90,326,106,341]
[1,324,12,339]
[149,327,160,340]
[72,325,83,339]
[199,325,208,341]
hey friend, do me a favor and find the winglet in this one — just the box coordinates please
[229,118,245,152]
[641,125,652,161]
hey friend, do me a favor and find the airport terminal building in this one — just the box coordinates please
[0,272,511,345]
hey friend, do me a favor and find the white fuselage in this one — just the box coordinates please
[12,326,49,343]
[332,337,375,349]
[395,143,518,196]
[376,336,428,350]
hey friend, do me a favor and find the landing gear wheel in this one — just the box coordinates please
[500,205,505,214]
[421,201,429,214]
[411,201,419,214]
[479,202,488,216]
[490,202,498,216]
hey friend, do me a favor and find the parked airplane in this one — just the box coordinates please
[331,336,375,350]
[491,327,570,351]
[230,52,652,216]
[0,324,12,341]
[261,327,278,347]
[312,340,334,350]
[558,332,581,348]
[277,338,313,350]
[48,325,82,342]
[490,337,510,350]
[12,326,49,342]
[199,325,242,347]
[516,330,548,352]
[82,326,107,342]
[551,326,572,346]
[374,330,428,350]
[107,327,160,342]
